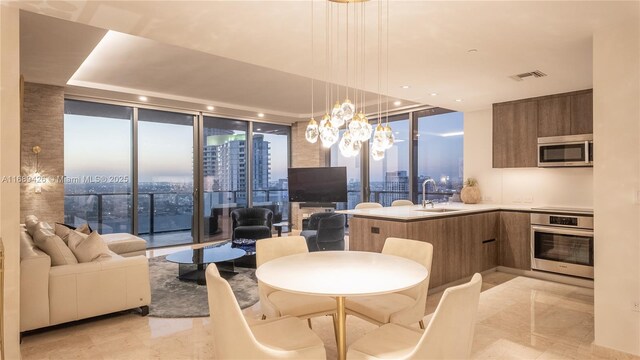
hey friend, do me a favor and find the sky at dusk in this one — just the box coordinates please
[64,114,289,183]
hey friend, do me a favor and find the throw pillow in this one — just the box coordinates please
[25,215,42,236]
[67,231,112,263]
[75,223,92,235]
[33,228,78,266]
[54,223,73,244]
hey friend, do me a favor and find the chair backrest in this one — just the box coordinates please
[205,264,269,359]
[255,237,310,316]
[382,237,433,301]
[355,202,383,209]
[391,199,414,206]
[307,212,335,231]
[316,214,346,250]
[231,208,273,229]
[256,236,308,267]
[409,273,482,360]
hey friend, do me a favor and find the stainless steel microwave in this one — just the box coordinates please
[538,134,593,167]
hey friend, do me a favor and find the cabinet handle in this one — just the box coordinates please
[482,239,496,244]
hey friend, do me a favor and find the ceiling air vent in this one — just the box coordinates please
[510,70,547,82]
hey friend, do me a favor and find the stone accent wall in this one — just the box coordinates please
[290,121,330,229]
[291,121,328,168]
[20,82,65,223]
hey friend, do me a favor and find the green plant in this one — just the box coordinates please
[464,178,478,187]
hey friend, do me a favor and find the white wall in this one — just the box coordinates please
[0,5,22,359]
[464,108,594,208]
[593,15,640,356]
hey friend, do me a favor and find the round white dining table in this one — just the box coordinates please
[255,251,428,360]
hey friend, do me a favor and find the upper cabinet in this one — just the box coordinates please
[493,89,593,168]
[570,91,593,135]
[493,100,538,168]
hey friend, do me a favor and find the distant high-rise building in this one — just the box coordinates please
[202,130,271,205]
[381,170,409,205]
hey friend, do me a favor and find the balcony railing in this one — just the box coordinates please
[64,190,289,235]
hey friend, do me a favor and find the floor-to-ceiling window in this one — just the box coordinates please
[368,115,411,206]
[64,100,133,233]
[202,116,248,242]
[414,110,464,204]
[329,107,463,208]
[64,99,291,248]
[330,129,362,210]
[137,109,195,248]
[252,123,290,223]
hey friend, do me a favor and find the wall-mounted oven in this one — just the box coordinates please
[530,213,594,279]
[538,134,593,167]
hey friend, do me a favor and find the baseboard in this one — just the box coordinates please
[427,266,594,295]
[496,266,594,288]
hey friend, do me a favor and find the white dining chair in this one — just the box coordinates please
[346,237,433,328]
[354,202,383,209]
[347,273,483,360]
[205,264,326,360]
[391,199,414,206]
[256,236,336,324]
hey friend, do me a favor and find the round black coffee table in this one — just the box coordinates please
[166,242,246,285]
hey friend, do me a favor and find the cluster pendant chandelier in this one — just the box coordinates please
[305,0,394,160]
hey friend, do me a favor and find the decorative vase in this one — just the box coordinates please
[460,186,481,204]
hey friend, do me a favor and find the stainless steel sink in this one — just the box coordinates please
[416,208,461,213]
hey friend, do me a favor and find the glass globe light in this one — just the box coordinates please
[331,101,345,127]
[382,124,395,149]
[318,113,331,133]
[361,115,373,141]
[372,123,386,149]
[339,130,357,157]
[319,119,339,148]
[348,117,365,141]
[350,139,362,155]
[340,99,355,122]
[305,118,319,143]
[371,144,385,161]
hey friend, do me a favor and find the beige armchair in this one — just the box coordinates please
[205,264,326,359]
[346,237,433,328]
[256,236,336,322]
[347,273,483,359]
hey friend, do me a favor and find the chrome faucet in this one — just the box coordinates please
[422,179,437,208]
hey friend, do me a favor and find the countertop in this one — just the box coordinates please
[336,203,593,221]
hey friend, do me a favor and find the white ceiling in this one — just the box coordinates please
[14,1,640,122]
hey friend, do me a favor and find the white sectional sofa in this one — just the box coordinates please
[20,218,151,333]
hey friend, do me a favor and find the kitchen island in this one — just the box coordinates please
[337,203,592,289]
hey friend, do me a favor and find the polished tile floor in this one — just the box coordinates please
[20,271,637,360]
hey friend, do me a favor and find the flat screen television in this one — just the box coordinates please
[288,167,348,203]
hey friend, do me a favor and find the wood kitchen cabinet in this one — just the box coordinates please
[537,96,571,137]
[492,100,538,168]
[571,91,593,134]
[493,89,593,168]
[537,90,593,137]
[498,211,531,270]
[406,212,499,288]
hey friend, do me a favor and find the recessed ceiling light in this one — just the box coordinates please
[455,99,463,102]
[207,105,214,111]
[256,128,262,131]
[401,85,410,89]
[138,96,148,101]
[393,100,402,106]
[257,113,265,118]
[430,93,438,97]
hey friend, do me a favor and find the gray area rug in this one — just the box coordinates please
[148,256,259,318]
